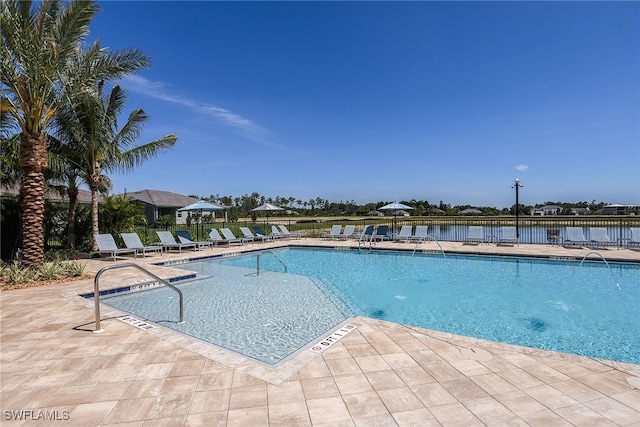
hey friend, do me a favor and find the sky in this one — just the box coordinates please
[87,1,639,208]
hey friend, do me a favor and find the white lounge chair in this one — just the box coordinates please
[121,232,162,257]
[564,227,589,247]
[336,224,356,240]
[93,233,137,260]
[220,228,246,245]
[322,225,342,240]
[394,225,413,242]
[208,228,226,245]
[240,227,271,243]
[279,224,302,239]
[271,225,287,240]
[498,226,517,246]
[409,225,429,243]
[156,231,197,253]
[465,226,484,245]
[629,228,640,249]
[588,227,615,248]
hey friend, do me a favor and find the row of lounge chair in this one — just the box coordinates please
[564,226,627,249]
[321,224,437,243]
[93,225,302,260]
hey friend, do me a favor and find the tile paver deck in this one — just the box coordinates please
[1,239,639,426]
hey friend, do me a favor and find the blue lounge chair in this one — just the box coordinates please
[372,225,390,242]
[121,232,163,257]
[93,233,137,260]
[252,226,277,241]
[176,230,213,250]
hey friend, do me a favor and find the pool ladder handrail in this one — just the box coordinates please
[358,226,375,250]
[256,251,287,276]
[92,263,184,333]
[412,234,446,257]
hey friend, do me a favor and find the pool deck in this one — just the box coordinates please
[1,239,639,426]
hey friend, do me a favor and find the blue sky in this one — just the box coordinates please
[89,1,639,208]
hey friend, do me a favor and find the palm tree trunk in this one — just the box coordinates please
[66,185,79,249]
[19,134,47,267]
[90,183,100,251]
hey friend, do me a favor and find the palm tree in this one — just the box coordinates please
[1,0,150,266]
[53,83,176,249]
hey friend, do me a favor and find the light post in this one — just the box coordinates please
[512,178,523,243]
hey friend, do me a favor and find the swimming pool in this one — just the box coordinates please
[102,248,640,365]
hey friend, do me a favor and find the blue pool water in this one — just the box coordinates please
[103,248,640,365]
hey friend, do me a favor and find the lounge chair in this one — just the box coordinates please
[93,233,137,260]
[498,226,517,246]
[336,224,356,240]
[354,225,374,241]
[240,227,271,243]
[253,226,278,241]
[409,225,429,243]
[547,229,561,245]
[156,230,197,253]
[271,225,287,240]
[588,227,615,248]
[176,230,214,250]
[465,226,484,245]
[208,228,226,245]
[629,228,640,249]
[220,228,246,245]
[279,224,302,239]
[564,227,589,248]
[121,232,163,257]
[372,225,390,242]
[322,225,342,240]
[394,225,413,242]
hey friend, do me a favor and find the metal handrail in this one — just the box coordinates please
[412,235,446,257]
[92,263,184,333]
[256,251,287,277]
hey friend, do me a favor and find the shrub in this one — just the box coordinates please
[60,260,86,277]
[1,262,36,285]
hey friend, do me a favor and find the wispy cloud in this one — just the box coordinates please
[516,164,528,172]
[121,75,269,137]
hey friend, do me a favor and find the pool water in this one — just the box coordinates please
[103,248,640,365]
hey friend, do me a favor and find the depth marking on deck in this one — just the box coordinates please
[310,324,356,353]
[118,315,155,330]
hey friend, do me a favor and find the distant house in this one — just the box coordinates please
[595,204,639,215]
[460,208,482,215]
[369,210,383,216]
[530,205,562,216]
[124,189,215,225]
[392,210,411,217]
[570,207,591,216]
[429,208,446,216]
